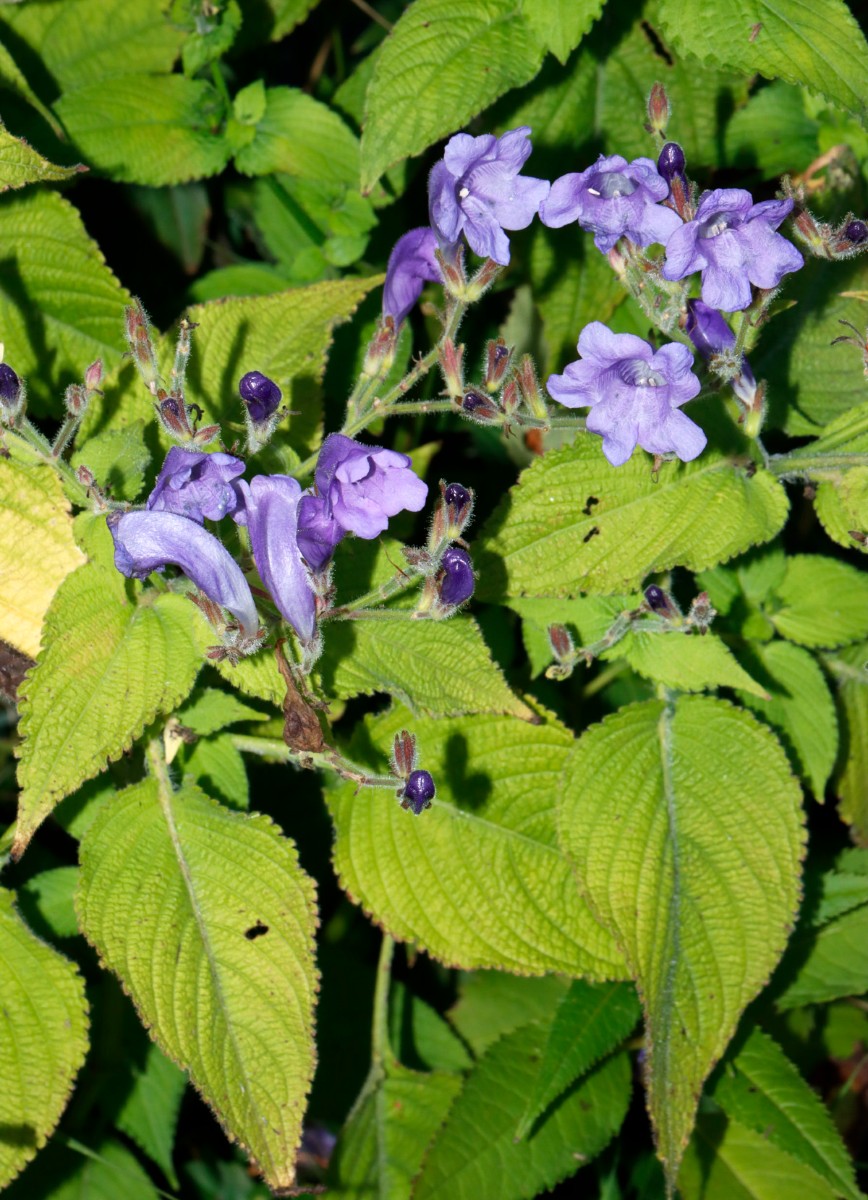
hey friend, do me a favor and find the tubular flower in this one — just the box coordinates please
[383,227,442,325]
[147,447,246,524]
[685,299,758,407]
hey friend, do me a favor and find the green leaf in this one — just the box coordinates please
[127,182,211,275]
[712,1027,861,1200]
[0,190,132,408]
[449,971,570,1056]
[215,646,285,708]
[776,903,868,1010]
[181,0,241,75]
[317,615,535,719]
[813,852,868,925]
[825,642,868,844]
[177,687,268,736]
[389,984,473,1074]
[116,1043,186,1188]
[71,420,151,502]
[0,42,65,138]
[0,888,88,1189]
[181,733,249,810]
[359,0,545,192]
[14,562,203,857]
[326,704,625,977]
[678,1113,839,1200]
[56,76,230,186]
[18,866,79,939]
[414,1025,631,1200]
[656,0,868,124]
[559,696,805,1187]
[0,123,85,191]
[476,439,788,599]
[515,981,640,1141]
[768,556,868,648]
[253,0,320,42]
[723,81,820,179]
[235,87,360,186]
[77,776,319,1194]
[521,0,603,64]
[815,467,868,556]
[737,641,838,799]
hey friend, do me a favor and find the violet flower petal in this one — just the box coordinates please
[314,434,428,543]
[296,493,344,572]
[383,227,442,325]
[147,447,246,524]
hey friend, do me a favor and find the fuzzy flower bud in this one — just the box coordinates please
[646,82,670,136]
[0,362,23,424]
[400,769,435,815]
[437,546,475,609]
[239,371,282,424]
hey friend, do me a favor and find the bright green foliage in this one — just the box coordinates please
[521,0,604,65]
[768,556,868,648]
[76,776,319,1193]
[559,697,805,1189]
[116,1043,186,1188]
[738,641,838,798]
[56,77,230,187]
[515,980,640,1140]
[777,904,868,1010]
[6,1139,160,1200]
[0,190,132,407]
[815,469,868,556]
[712,1027,862,1200]
[215,647,285,708]
[359,0,545,191]
[414,1025,631,1200]
[657,0,868,124]
[449,972,570,1055]
[477,439,788,598]
[0,888,88,1189]
[678,1113,839,1200]
[814,850,868,925]
[257,0,321,42]
[176,687,268,736]
[796,401,868,550]
[724,82,820,178]
[389,984,473,1074]
[15,562,203,857]
[71,421,151,502]
[329,1064,462,1199]
[235,87,361,185]
[327,705,625,976]
[19,867,79,939]
[0,43,65,137]
[0,124,85,191]
[180,734,250,810]
[317,616,535,719]
[825,642,868,843]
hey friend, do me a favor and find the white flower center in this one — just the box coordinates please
[617,358,666,387]
[699,211,737,239]
[589,171,638,199]
[458,186,470,199]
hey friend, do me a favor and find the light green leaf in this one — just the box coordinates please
[77,776,319,1194]
[181,733,249,811]
[14,562,203,857]
[5,1139,160,1200]
[657,0,868,124]
[177,687,268,736]
[814,853,868,925]
[215,646,285,708]
[784,399,868,549]
[414,1025,631,1200]
[116,1043,186,1188]
[724,81,820,179]
[317,616,535,719]
[389,984,473,1074]
[0,189,132,408]
[56,76,230,187]
[712,1027,861,1200]
[521,0,603,64]
[0,42,65,138]
[737,641,838,799]
[825,642,868,844]
[815,468,868,556]
[0,123,85,191]
[449,972,570,1056]
[476,438,788,599]
[777,903,868,1010]
[768,556,868,648]
[235,87,360,185]
[71,420,151,502]
[326,704,625,977]
[0,888,88,1189]
[360,0,545,192]
[559,696,805,1187]
[515,981,640,1141]
[254,0,320,42]
[18,866,79,939]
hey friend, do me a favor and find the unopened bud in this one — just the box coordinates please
[844,220,868,244]
[830,218,868,258]
[76,465,95,487]
[362,316,398,379]
[514,354,548,421]
[125,299,161,390]
[657,142,685,183]
[686,591,716,633]
[239,371,282,423]
[84,360,103,392]
[400,769,435,815]
[64,383,88,416]
[549,624,574,662]
[435,244,466,295]
[391,729,417,778]
[500,379,520,417]
[646,82,670,136]
[463,256,502,302]
[644,585,679,618]
[439,338,465,397]
[156,395,192,439]
[0,362,23,424]
[442,480,474,539]
[437,546,475,609]
[460,390,501,424]
[484,339,512,391]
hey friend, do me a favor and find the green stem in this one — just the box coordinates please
[337,607,430,621]
[766,451,868,478]
[51,414,80,459]
[211,61,232,110]
[230,734,396,789]
[372,933,396,1069]
[10,420,93,506]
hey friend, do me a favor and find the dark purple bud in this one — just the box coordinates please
[444,482,470,509]
[64,384,88,416]
[844,220,868,245]
[401,769,435,815]
[460,390,501,423]
[657,142,685,183]
[438,546,475,608]
[239,371,282,423]
[645,585,678,618]
[0,363,21,409]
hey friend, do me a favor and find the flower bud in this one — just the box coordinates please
[0,362,23,424]
[514,354,548,421]
[442,481,474,539]
[657,142,685,183]
[647,82,670,136]
[438,337,464,397]
[844,220,868,244]
[484,338,511,392]
[124,299,160,391]
[362,316,398,378]
[460,390,501,424]
[686,590,716,632]
[239,371,282,423]
[64,383,88,416]
[391,729,418,778]
[156,395,193,440]
[645,585,679,618]
[438,546,475,609]
[400,769,435,815]
[549,623,574,662]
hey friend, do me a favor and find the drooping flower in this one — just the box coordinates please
[147,447,246,524]
[438,546,475,608]
[428,126,550,265]
[400,769,435,815]
[547,321,706,467]
[108,510,259,637]
[239,371,282,423]
[297,435,428,570]
[233,475,317,644]
[685,299,757,407]
[662,189,803,311]
[539,153,682,253]
[383,227,442,325]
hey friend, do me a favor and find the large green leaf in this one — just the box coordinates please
[70,420,151,502]
[116,1043,186,1189]
[476,439,788,599]
[521,0,603,64]
[77,776,319,1194]
[776,904,868,1010]
[56,76,230,186]
[657,0,868,124]
[449,971,570,1055]
[5,1139,160,1200]
[326,704,625,977]
[0,123,85,191]
[0,888,89,1189]
[414,1024,631,1200]
[14,562,203,857]
[825,641,868,844]
[360,0,545,192]
[0,190,132,408]
[559,696,805,1189]
[768,556,868,649]
[234,87,360,185]
[723,81,820,179]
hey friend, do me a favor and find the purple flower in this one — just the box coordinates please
[662,189,803,311]
[547,321,706,467]
[685,299,757,407]
[400,769,435,815]
[239,371,282,424]
[147,447,246,524]
[438,546,475,607]
[108,510,259,637]
[539,154,682,253]
[233,475,317,644]
[428,126,549,265]
[297,434,428,569]
[383,227,442,324]
[0,363,21,409]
